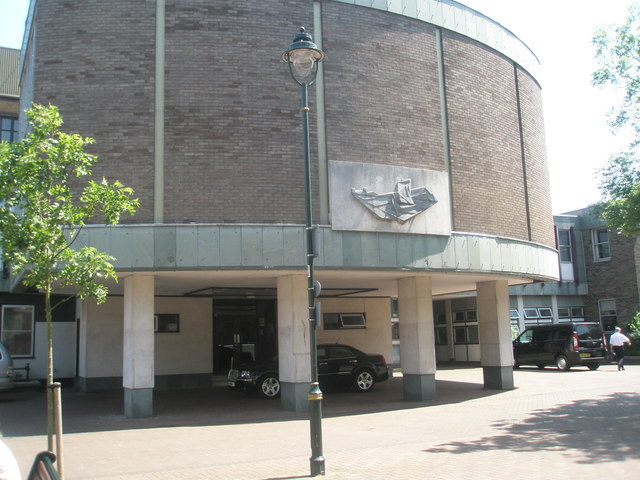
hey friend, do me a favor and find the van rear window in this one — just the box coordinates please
[574,324,602,340]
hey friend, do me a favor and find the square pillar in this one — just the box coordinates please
[277,274,311,412]
[123,274,155,417]
[477,280,514,390]
[398,276,436,401]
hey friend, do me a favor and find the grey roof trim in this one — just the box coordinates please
[68,224,559,281]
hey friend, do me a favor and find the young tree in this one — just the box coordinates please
[0,104,139,453]
[592,2,640,235]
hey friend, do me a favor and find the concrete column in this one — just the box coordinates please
[398,276,436,401]
[123,274,155,417]
[277,274,311,412]
[477,280,514,390]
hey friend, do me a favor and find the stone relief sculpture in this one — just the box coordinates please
[351,179,438,224]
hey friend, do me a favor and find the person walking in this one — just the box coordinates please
[610,326,631,371]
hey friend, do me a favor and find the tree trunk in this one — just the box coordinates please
[45,284,54,452]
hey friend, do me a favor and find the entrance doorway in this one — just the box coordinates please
[213,300,277,373]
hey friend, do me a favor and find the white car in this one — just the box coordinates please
[0,342,14,392]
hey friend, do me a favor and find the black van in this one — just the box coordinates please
[513,323,607,371]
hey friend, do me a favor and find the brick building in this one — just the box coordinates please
[4,0,560,417]
[508,208,640,336]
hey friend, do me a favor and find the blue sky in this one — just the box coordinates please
[0,0,632,214]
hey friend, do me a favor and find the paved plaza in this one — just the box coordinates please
[1,363,639,479]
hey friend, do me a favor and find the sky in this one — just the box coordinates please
[0,0,633,214]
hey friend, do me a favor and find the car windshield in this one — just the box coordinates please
[574,324,602,340]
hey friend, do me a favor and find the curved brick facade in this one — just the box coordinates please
[24,0,554,247]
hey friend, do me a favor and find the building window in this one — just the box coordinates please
[323,313,366,330]
[452,310,478,345]
[538,308,553,319]
[435,327,448,345]
[558,306,584,322]
[523,307,554,325]
[390,298,399,318]
[598,299,617,331]
[391,320,399,340]
[154,314,180,333]
[557,229,572,262]
[0,116,18,143]
[592,229,611,261]
[1,305,35,357]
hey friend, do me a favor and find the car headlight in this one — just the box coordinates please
[238,370,252,379]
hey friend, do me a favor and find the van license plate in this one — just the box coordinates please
[580,353,591,358]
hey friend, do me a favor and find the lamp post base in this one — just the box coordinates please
[310,456,326,476]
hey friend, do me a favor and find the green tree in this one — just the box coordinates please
[0,104,138,454]
[592,2,640,235]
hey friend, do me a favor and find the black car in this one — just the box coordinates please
[513,322,607,371]
[228,343,390,398]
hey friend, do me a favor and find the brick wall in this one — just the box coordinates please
[0,98,18,115]
[444,32,529,240]
[26,0,555,245]
[517,68,555,246]
[32,0,157,223]
[322,2,444,171]
[163,0,314,223]
[583,229,640,326]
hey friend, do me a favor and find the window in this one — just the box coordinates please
[323,313,366,330]
[452,310,478,345]
[558,306,584,322]
[592,229,611,261]
[435,327,448,345]
[538,308,553,319]
[154,314,180,333]
[454,325,478,344]
[523,307,554,325]
[509,309,520,321]
[454,326,466,344]
[1,305,35,357]
[517,329,533,343]
[434,312,446,325]
[557,229,572,262]
[598,299,617,331]
[0,116,18,143]
[391,320,400,340]
[390,298,399,318]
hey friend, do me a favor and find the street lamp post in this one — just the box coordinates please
[281,27,326,477]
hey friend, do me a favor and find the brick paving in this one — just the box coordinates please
[2,363,639,479]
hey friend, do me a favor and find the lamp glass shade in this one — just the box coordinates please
[288,48,322,85]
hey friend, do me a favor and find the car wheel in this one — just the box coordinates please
[258,375,280,399]
[587,363,600,371]
[353,369,375,392]
[536,364,545,370]
[555,355,570,371]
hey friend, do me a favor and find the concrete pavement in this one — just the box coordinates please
[1,363,639,479]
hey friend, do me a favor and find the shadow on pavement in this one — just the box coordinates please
[0,374,504,437]
[423,391,640,464]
